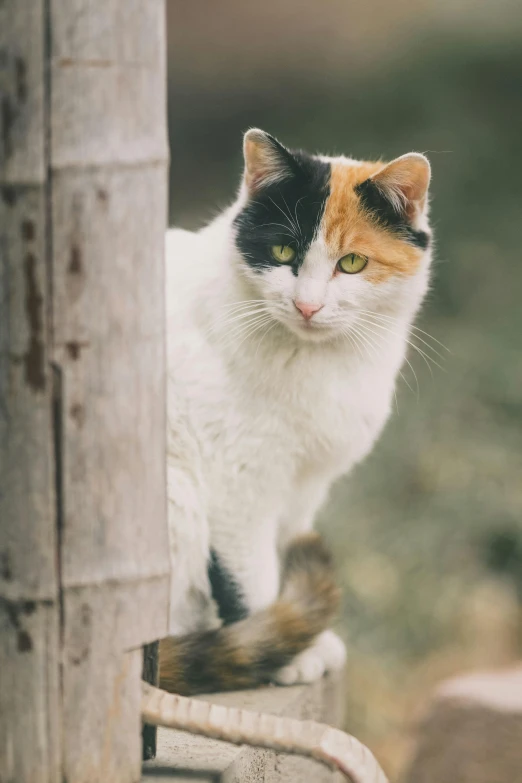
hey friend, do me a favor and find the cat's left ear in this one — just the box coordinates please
[243,129,295,192]
[369,153,431,220]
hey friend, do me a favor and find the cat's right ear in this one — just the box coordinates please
[243,129,294,193]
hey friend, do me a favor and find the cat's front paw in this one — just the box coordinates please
[273,630,347,686]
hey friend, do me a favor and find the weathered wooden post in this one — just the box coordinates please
[0,3,170,781]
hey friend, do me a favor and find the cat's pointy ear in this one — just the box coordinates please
[243,129,295,192]
[369,153,431,220]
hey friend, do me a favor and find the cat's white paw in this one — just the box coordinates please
[274,630,347,686]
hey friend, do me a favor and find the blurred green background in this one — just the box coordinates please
[166,2,522,777]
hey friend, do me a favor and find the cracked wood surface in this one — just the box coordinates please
[1,3,169,781]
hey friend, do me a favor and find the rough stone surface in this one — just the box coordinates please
[142,673,346,782]
[404,665,522,783]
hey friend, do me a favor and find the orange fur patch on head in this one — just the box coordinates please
[322,160,425,283]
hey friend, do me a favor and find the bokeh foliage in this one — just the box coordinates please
[167,19,522,775]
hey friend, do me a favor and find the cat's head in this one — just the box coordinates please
[233,129,432,343]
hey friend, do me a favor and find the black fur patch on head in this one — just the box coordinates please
[234,142,331,277]
[355,178,430,250]
[208,549,249,625]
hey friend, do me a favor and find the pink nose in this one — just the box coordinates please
[294,300,323,320]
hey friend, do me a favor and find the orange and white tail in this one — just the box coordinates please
[159,533,340,695]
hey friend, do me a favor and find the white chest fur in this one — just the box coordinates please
[165,132,432,661]
[165,221,422,626]
[167,227,403,529]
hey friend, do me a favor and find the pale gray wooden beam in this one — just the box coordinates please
[0,4,61,782]
[1,2,170,781]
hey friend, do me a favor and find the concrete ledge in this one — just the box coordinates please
[142,672,345,782]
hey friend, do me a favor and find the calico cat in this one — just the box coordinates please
[160,128,432,695]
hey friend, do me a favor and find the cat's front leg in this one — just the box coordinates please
[210,517,280,621]
[275,470,347,685]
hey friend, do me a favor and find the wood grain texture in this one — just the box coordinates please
[0,4,61,782]
[50,1,170,780]
[0,601,61,783]
[1,2,170,781]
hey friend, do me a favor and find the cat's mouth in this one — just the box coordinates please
[278,313,338,342]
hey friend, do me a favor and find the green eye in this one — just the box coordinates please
[271,244,296,264]
[338,253,368,274]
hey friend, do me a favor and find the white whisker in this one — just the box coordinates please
[214,305,269,322]
[364,314,447,361]
[220,318,273,351]
[348,325,381,362]
[353,317,424,395]
[218,310,272,338]
[293,195,306,242]
[256,222,297,239]
[351,319,420,398]
[357,309,451,355]
[267,196,299,241]
[355,315,438,366]
[281,192,302,240]
[220,299,267,311]
[207,306,270,337]
[340,327,365,363]
[225,315,275,355]
[254,319,278,359]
